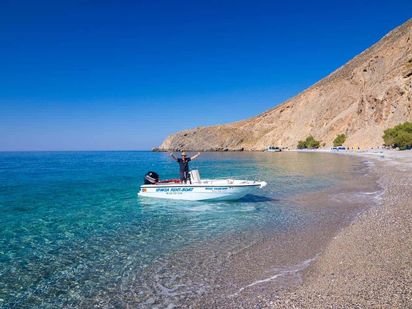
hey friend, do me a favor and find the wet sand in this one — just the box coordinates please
[261,151,412,308]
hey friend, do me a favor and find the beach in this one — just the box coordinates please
[187,150,412,308]
[263,150,412,308]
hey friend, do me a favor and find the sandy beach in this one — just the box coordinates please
[261,150,412,308]
[194,150,412,308]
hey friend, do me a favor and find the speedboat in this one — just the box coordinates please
[138,170,267,201]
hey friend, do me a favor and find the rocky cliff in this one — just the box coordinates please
[159,19,412,151]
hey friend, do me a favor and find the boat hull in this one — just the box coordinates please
[138,183,265,201]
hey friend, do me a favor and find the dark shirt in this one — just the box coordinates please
[177,157,191,173]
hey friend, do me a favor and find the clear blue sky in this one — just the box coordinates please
[1,1,411,150]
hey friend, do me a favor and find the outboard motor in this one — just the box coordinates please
[144,171,159,184]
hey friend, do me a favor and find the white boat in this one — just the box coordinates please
[331,146,346,151]
[138,170,267,201]
[266,146,281,152]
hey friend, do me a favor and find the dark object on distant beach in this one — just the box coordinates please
[144,171,160,184]
[267,146,282,152]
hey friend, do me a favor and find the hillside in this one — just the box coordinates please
[159,19,412,151]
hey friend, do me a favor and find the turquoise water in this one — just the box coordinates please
[0,151,371,307]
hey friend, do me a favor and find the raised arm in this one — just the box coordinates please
[191,152,201,160]
[169,152,178,161]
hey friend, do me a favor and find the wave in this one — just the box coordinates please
[229,255,318,297]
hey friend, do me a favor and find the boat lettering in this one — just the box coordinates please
[170,187,194,192]
[156,187,193,192]
[156,188,170,192]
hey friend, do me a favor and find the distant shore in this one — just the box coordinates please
[153,147,407,153]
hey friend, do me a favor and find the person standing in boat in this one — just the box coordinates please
[170,151,201,183]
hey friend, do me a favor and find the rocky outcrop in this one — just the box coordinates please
[159,19,412,151]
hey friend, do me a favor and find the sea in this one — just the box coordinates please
[0,151,381,308]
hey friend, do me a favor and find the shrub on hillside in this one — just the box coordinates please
[297,140,306,149]
[333,134,346,147]
[297,136,321,149]
[383,122,412,150]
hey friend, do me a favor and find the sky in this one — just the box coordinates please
[1,0,411,151]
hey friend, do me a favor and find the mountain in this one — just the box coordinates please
[159,19,412,151]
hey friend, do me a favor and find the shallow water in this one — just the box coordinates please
[0,151,379,307]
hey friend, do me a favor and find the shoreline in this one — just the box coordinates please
[265,150,412,307]
[190,152,385,308]
[185,150,411,308]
